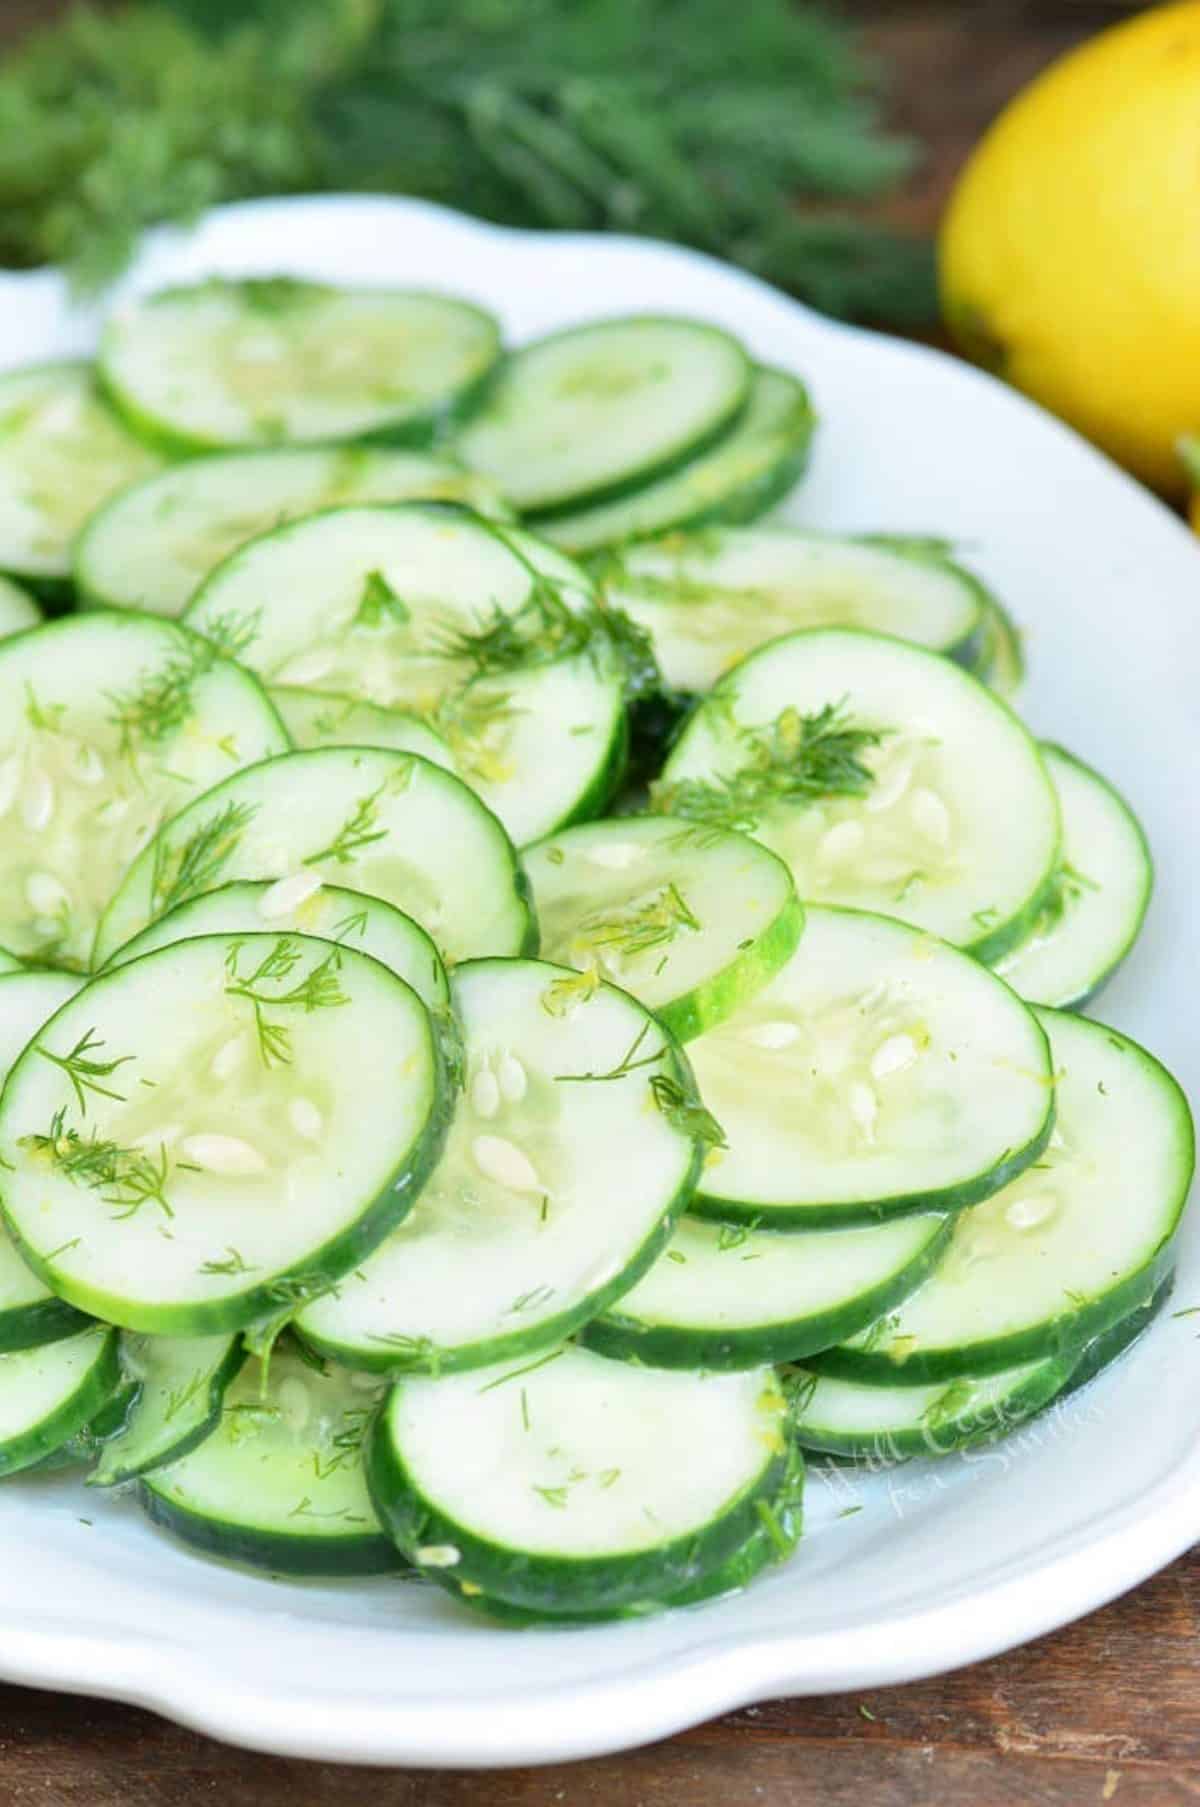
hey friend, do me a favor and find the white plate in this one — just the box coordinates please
[0,195,1197,1768]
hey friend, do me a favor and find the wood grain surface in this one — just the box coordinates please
[0,1,1192,1799]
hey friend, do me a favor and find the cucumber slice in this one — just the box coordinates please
[0,576,40,638]
[600,529,985,698]
[582,1209,952,1370]
[971,594,1025,698]
[74,446,508,618]
[789,1350,1075,1461]
[91,748,535,970]
[458,317,751,516]
[100,280,501,453]
[367,1348,793,1612]
[0,361,160,592]
[522,816,802,1042]
[994,745,1152,1009]
[0,613,288,970]
[449,1443,804,1622]
[142,1342,399,1576]
[90,1331,245,1486]
[297,957,701,1375]
[0,932,451,1334]
[658,627,1061,960]
[268,689,454,772]
[102,879,450,1018]
[792,1279,1174,1461]
[0,1327,119,1476]
[689,906,1052,1228]
[1059,1274,1173,1400]
[182,504,623,843]
[541,366,815,555]
[183,504,591,711]
[0,951,19,976]
[0,971,92,1350]
[809,1009,1194,1382]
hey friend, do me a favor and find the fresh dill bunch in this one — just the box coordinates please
[0,0,933,324]
[652,700,881,834]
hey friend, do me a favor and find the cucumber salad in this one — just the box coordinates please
[0,274,1189,1626]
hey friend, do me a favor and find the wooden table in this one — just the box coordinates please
[2,2,1195,1798]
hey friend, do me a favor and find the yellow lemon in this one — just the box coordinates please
[940,2,1200,500]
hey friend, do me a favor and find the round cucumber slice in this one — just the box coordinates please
[600,529,985,697]
[810,1009,1194,1382]
[91,748,535,970]
[90,1331,245,1486]
[368,1349,793,1613]
[100,280,501,452]
[268,689,454,771]
[541,365,815,554]
[582,1210,952,1371]
[994,744,1152,1009]
[789,1350,1074,1461]
[101,879,449,1018]
[658,626,1061,960]
[458,317,752,516]
[0,613,288,970]
[184,507,596,715]
[523,815,802,1042]
[183,504,623,844]
[142,1342,399,1576]
[448,1443,804,1623]
[0,1326,120,1476]
[298,957,702,1375]
[792,1279,1174,1461]
[0,971,92,1351]
[688,906,1053,1228]
[0,361,160,591]
[0,932,451,1335]
[0,576,40,638]
[74,446,509,618]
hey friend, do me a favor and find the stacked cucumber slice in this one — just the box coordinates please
[0,272,1187,1625]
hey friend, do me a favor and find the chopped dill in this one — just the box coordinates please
[151,798,257,917]
[477,1347,565,1393]
[541,966,601,1019]
[574,882,700,961]
[652,700,881,833]
[37,1027,133,1114]
[21,1109,175,1220]
[353,569,410,629]
[304,785,388,866]
[648,1072,728,1150]
[554,1018,664,1085]
[198,1246,257,1277]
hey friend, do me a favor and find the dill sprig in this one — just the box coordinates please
[553,1019,665,1086]
[37,1028,133,1115]
[224,937,349,1067]
[574,883,700,962]
[653,701,882,834]
[433,574,594,679]
[151,799,258,918]
[304,785,389,866]
[428,683,523,785]
[353,568,411,629]
[21,1109,176,1220]
[648,1072,727,1151]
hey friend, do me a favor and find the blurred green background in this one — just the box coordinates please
[0,0,1148,326]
